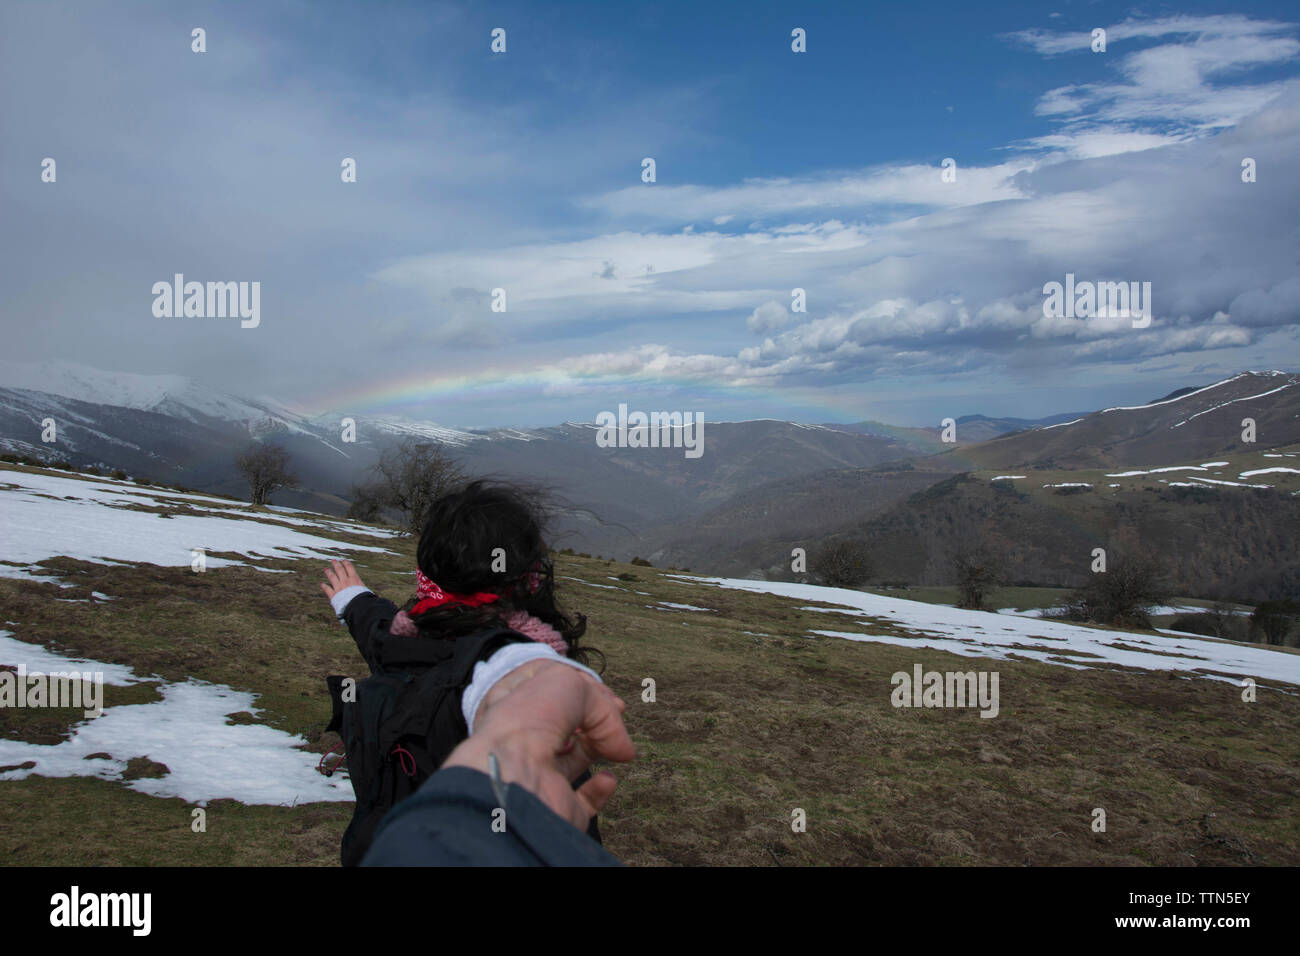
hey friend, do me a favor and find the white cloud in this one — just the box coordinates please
[1012,15,1300,134]
[747,300,792,333]
[370,65,1300,398]
[1006,15,1297,56]
[1227,277,1300,328]
[487,67,1300,394]
[1017,128,1189,159]
[5,5,1296,419]
[578,161,1035,224]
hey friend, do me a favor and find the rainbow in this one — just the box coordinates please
[296,362,874,425]
[299,363,571,418]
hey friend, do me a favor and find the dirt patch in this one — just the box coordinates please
[120,757,170,780]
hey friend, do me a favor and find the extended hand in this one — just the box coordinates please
[443,660,636,832]
[320,558,368,601]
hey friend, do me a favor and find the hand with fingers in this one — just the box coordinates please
[320,558,367,605]
[443,659,636,832]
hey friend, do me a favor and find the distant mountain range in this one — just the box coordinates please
[934,371,1300,470]
[1,360,1296,589]
[0,359,1057,547]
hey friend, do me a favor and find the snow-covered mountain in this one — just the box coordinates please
[952,370,1300,470]
[0,359,513,449]
[6,360,1296,575]
[0,359,308,428]
[0,360,936,553]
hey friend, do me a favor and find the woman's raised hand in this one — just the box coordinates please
[320,558,368,601]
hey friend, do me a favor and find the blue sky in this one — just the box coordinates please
[2,0,1298,427]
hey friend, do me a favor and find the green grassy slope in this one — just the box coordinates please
[1,464,1297,866]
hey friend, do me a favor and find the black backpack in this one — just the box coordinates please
[324,626,529,867]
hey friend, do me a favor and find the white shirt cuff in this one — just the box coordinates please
[461,642,602,734]
[330,585,372,621]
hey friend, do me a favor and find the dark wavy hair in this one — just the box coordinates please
[404,479,600,671]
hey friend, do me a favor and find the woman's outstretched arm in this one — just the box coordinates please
[320,558,399,669]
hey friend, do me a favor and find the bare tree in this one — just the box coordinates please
[816,539,874,588]
[951,543,1004,610]
[235,442,300,506]
[352,437,466,535]
[1065,553,1168,628]
[345,479,388,524]
[1251,599,1300,646]
[1203,601,1238,639]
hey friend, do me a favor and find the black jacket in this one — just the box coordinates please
[328,591,601,864]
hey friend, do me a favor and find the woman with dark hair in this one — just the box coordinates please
[320,479,605,866]
[400,480,598,667]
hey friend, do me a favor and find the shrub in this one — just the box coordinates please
[1063,554,1168,628]
[1251,599,1300,647]
[346,480,388,524]
[1167,613,1219,637]
[991,481,1027,500]
[951,543,1006,610]
[815,538,874,588]
[1167,609,1249,641]
[1052,484,1091,496]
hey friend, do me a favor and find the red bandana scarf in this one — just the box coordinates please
[411,568,500,615]
[410,564,545,616]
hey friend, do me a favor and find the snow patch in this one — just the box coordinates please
[0,470,392,575]
[1106,466,1211,477]
[1239,467,1300,478]
[1171,382,1297,428]
[0,631,351,805]
[1183,476,1273,489]
[560,576,621,590]
[667,576,1300,688]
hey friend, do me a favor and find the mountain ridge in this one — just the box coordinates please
[3,360,1297,581]
[0,357,1171,437]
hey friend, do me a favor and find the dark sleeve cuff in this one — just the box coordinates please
[361,766,622,867]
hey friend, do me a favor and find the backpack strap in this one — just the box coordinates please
[445,627,534,686]
[372,632,457,672]
[322,627,533,736]
[324,674,348,734]
[333,626,536,867]
[431,628,536,737]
